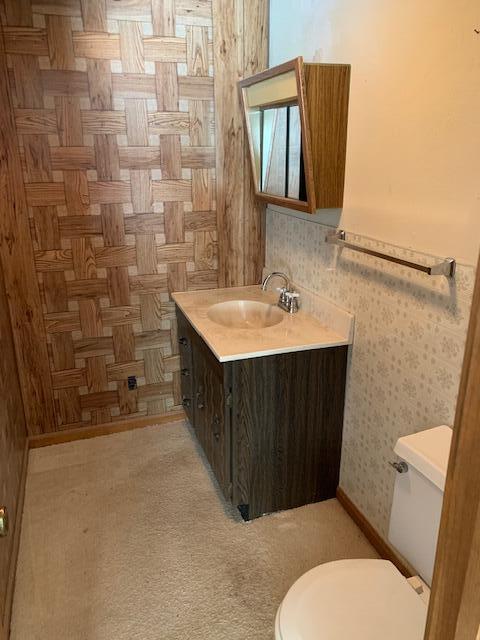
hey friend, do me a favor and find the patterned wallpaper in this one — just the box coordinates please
[1,0,217,429]
[266,207,475,536]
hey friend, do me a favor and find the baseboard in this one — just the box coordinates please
[336,487,416,578]
[28,410,186,449]
[2,439,28,639]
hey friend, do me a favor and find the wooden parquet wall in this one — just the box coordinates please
[1,0,218,430]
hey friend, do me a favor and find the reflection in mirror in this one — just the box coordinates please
[287,105,304,200]
[248,110,262,187]
[241,62,316,210]
[243,69,308,204]
[262,107,287,196]
[248,104,306,200]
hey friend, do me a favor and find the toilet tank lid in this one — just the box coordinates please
[394,426,452,491]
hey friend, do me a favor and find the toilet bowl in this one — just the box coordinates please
[275,559,428,640]
[275,425,452,640]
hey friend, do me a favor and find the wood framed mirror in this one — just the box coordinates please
[240,57,351,213]
[239,57,317,213]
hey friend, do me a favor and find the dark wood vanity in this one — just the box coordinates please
[176,307,348,520]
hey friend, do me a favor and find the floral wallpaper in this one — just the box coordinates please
[265,207,475,536]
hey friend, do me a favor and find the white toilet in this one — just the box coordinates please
[275,425,452,640]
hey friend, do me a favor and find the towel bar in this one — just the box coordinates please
[326,230,456,278]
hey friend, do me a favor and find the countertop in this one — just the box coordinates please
[172,285,351,362]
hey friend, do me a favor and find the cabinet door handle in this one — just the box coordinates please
[179,337,188,346]
[196,388,204,409]
[181,368,190,376]
[182,397,191,408]
[213,415,220,441]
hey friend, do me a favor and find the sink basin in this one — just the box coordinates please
[207,300,284,329]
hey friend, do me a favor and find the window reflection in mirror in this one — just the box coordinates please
[262,106,287,196]
[249,103,305,200]
[248,110,262,186]
[287,105,305,200]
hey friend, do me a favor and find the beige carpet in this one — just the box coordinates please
[11,420,378,640]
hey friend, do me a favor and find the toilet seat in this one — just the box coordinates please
[275,559,427,640]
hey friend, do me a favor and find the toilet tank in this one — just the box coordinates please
[388,425,452,586]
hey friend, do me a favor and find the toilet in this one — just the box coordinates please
[275,425,452,639]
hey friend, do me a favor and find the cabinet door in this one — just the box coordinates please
[192,335,231,498]
[232,347,348,519]
[176,309,194,423]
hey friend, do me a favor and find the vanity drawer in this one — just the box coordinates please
[175,304,233,499]
[176,308,194,422]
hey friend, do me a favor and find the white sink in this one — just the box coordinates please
[207,300,284,330]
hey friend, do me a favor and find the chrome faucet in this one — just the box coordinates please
[261,271,300,314]
[261,271,289,292]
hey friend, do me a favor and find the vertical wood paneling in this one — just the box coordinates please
[424,260,480,639]
[0,245,28,637]
[212,0,244,286]
[2,0,219,432]
[242,0,268,285]
[0,25,56,435]
[212,0,268,287]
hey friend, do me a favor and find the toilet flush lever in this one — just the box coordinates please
[389,461,409,474]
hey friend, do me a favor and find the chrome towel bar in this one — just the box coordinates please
[326,230,456,278]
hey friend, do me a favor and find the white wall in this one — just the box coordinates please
[270,0,480,264]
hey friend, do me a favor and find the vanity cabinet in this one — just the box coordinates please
[190,334,232,497]
[176,307,348,520]
[177,311,194,424]
[177,310,232,499]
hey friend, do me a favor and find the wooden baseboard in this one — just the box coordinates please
[28,410,186,449]
[2,439,28,638]
[336,487,416,578]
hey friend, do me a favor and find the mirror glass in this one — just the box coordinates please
[262,106,287,196]
[243,69,308,205]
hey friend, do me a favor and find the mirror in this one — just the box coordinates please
[240,59,315,212]
[262,106,287,197]
[254,105,305,200]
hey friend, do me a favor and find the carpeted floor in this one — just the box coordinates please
[11,420,378,639]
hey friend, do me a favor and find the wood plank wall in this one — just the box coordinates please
[424,256,480,639]
[212,0,268,287]
[0,12,56,435]
[0,243,28,636]
[0,0,219,432]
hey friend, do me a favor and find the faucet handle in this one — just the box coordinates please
[284,290,299,300]
[284,290,300,313]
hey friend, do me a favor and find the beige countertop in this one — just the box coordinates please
[172,285,351,362]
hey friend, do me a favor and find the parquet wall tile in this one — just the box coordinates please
[4,0,218,429]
